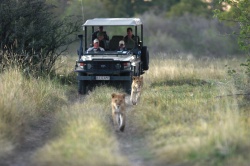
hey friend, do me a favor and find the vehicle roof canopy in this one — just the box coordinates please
[83,18,142,27]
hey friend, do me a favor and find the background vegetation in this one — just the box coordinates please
[0,0,80,75]
[1,0,249,77]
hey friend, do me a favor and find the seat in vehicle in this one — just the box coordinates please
[109,35,124,51]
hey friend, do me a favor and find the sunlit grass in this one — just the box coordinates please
[145,54,245,86]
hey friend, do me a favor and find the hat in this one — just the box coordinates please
[93,39,99,43]
[97,32,104,37]
[119,40,125,45]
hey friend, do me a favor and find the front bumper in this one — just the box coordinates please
[76,75,131,81]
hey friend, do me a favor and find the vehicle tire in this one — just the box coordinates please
[123,72,132,94]
[78,73,87,95]
[141,46,149,70]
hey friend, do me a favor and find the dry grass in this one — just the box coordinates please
[0,68,67,157]
[136,55,250,166]
[1,54,250,166]
[32,85,129,166]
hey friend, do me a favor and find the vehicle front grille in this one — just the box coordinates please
[91,61,115,70]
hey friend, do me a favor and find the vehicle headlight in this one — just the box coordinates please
[122,62,131,69]
[79,62,85,69]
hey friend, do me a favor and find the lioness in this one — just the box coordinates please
[111,93,126,132]
[130,76,143,105]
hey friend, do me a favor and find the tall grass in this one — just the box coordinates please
[32,86,129,166]
[136,55,250,166]
[32,54,250,166]
[0,68,67,157]
[1,54,249,166]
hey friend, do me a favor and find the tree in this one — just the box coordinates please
[150,0,181,13]
[215,0,250,50]
[167,0,212,18]
[0,0,80,75]
[214,0,250,75]
[101,0,134,17]
[100,0,154,17]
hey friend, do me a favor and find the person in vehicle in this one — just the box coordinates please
[97,32,108,50]
[124,27,138,49]
[117,40,127,51]
[92,26,109,41]
[87,39,105,52]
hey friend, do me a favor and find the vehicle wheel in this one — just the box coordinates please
[123,73,132,94]
[141,46,149,70]
[78,73,87,95]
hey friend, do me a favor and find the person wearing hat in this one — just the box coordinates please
[87,38,105,52]
[92,26,109,42]
[117,40,127,51]
[97,32,108,49]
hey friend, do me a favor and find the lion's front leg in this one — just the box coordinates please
[112,111,120,131]
[135,91,141,104]
[119,113,126,132]
[130,91,137,105]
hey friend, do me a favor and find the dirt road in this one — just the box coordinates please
[0,95,154,166]
[115,96,154,166]
[0,115,54,166]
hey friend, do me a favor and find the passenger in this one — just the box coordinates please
[97,32,108,50]
[124,27,138,49]
[117,40,127,51]
[92,26,109,41]
[87,39,105,52]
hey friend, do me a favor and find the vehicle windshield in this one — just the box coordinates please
[84,25,142,52]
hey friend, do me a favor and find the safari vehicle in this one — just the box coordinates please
[75,18,149,94]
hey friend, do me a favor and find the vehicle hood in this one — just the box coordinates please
[81,54,134,61]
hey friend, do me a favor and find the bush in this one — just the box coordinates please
[0,0,80,76]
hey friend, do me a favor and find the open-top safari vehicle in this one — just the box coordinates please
[75,18,149,94]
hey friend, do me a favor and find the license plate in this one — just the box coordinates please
[96,76,110,80]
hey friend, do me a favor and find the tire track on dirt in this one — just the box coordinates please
[0,93,152,166]
[0,114,54,166]
[114,96,153,166]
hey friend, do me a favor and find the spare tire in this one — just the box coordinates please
[141,46,149,70]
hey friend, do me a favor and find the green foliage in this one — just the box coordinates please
[0,0,81,76]
[100,0,134,17]
[150,0,181,13]
[167,0,212,18]
[214,0,250,50]
[214,0,250,78]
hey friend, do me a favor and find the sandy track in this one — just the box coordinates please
[0,94,153,166]
[114,96,154,166]
[0,115,54,166]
